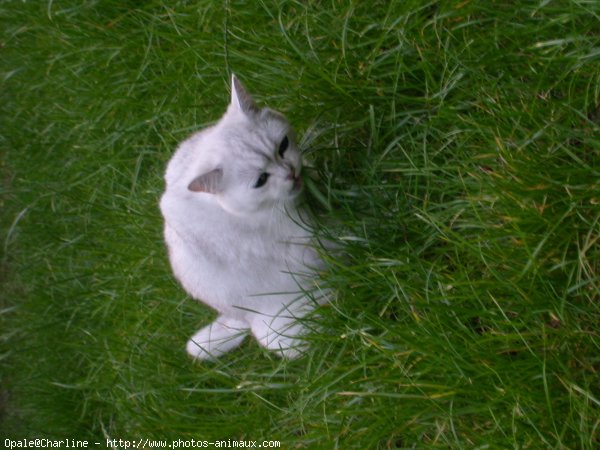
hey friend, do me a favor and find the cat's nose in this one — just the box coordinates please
[285,164,297,180]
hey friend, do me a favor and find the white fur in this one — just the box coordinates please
[160,75,324,360]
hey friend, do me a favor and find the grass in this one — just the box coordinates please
[1,0,599,447]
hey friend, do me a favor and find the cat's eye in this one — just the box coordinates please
[278,136,289,158]
[254,172,270,188]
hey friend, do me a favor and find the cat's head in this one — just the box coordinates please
[187,75,303,216]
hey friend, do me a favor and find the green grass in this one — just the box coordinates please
[1,0,599,448]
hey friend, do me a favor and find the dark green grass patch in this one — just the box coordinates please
[1,1,598,448]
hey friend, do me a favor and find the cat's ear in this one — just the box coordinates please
[230,74,258,115]
[188,168,223,194]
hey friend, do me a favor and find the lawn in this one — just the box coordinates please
[1,0,599,448]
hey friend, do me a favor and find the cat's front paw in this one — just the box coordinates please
[272,340,307,360]
[251,316,308,359]
[186,317,249,361]
[256,333,308,359]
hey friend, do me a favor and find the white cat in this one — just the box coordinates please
[160,75,324,360]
